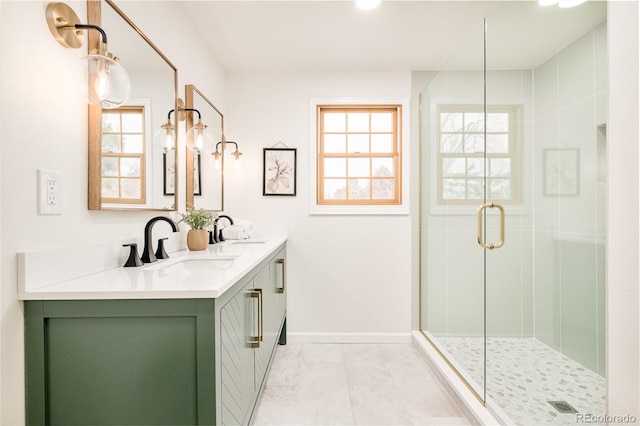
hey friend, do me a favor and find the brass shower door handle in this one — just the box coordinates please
[477,202,505,250]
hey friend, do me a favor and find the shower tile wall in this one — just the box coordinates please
[533,21,607,375]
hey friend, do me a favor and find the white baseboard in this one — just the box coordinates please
[287,332,412,344]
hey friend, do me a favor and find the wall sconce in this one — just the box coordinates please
[154,99,215,153]
[213,138,242,169]
[185,111,214,154]
[45,2,131,108]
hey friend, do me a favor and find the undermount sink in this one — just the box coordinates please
[229,240,267,245]
[144,255,239,271]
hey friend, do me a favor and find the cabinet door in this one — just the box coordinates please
[252,266,273,390]
[220,281,256,426]
[270,248,287,333]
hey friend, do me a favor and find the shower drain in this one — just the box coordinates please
[547,400,578,414]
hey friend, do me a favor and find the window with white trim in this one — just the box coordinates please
[437,105,522,205]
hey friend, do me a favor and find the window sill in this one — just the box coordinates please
[310,204,409,216]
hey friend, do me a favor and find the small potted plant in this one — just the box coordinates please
[177,207,216,251]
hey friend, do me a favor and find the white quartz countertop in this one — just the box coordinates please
[18,236,287,301]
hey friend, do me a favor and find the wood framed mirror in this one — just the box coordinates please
[185,84,224,212]
[87,0,179,210]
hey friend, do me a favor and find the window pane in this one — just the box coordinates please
[467,179,484,199]
[490,178,511,199]
[441,133,463,153]
[120,158,141,177]
[348,179,370,199]
[102,113,120,132]
[371,134,393,153]
[120,178,141,199]
[101,157,118,176]
[324,134,346,153]
[371,112,393,132]
[101,177,118,197]
[372,179,394,199]
[464,112,484,132]
[464,134,484,153]
[467,158,484,177]
[324,158,346,177]
[348,158,369,177]
[122,113,143,132]
[486,134,509,153]
[324,113,345,132]
[440,112,463,132]
[347,113,369,132]
[122,135,143,153]
[490,158,511,177]
[324,179,346,199]
[372,158,393,177]
[348,134,369,153]
[102,134,121,153]
[487,113,509,132]
[443,158,466,177]
[443,178,465,199]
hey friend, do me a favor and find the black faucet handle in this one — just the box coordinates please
[122,243,143,267]
[155,237,170,260]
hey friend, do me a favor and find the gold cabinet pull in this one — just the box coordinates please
[248,290,261,348]
[257,288,263,342]
[477,202,505,250]
[276,259,285,294]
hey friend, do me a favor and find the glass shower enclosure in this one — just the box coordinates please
[419,2,607,424]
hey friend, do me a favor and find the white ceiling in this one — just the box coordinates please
[179,0,607,73]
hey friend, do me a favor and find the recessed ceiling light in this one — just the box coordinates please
[356,0,381,11]
[558,0,587,8]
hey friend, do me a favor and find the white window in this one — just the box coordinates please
[437,105,522,205]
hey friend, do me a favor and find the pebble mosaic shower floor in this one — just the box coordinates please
[436,337,606,426]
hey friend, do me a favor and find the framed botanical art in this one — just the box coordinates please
[263,148,297,196]
[163,151,175,196]
[544,148,580,196]
[193,152,202,196]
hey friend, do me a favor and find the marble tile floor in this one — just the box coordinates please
[253,343,472,426]
[436,337,606,426]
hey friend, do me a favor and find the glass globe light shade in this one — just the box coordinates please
[82,52,131,109]
[185,120,214,154]
[153,120,175,154]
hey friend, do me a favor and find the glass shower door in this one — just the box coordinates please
[419,18,488,401]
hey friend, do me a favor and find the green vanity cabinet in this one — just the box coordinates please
[24,243,287,426]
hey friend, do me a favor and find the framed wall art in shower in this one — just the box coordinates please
[263,147,297,196]
[543,148,580,196]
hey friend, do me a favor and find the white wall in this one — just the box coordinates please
[0,1,226,423]
[224,71,413,341]
[607,0,640,419]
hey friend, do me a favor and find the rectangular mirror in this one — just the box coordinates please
[88,0,178,210]
[185,84,224,212]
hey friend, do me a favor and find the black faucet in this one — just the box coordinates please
[141,216,179,263]
[212,215,234,243]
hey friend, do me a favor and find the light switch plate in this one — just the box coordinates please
[37,169,63,215]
